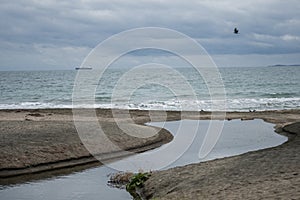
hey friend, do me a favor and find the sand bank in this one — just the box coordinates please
[0,108,299,196]
[0,109,174,179]
[138,112,300,199]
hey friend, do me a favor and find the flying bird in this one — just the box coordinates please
[234,27,239,34]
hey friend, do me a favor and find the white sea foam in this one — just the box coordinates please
[1,97,299,111]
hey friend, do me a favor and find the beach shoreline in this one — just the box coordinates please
[140,122,300,199]
[0,108,299,190]
[0,108,176,180]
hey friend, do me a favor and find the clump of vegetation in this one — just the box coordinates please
[126,172,151,199]
[108,170,151,199]
[108,172,134,188]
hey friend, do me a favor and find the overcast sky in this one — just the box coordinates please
[1,0,300,70]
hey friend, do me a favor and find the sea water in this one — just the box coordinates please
[0,66,299,110]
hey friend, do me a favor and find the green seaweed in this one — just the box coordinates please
[126,172,151,199]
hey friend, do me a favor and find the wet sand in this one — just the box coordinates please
[0,108,299,199]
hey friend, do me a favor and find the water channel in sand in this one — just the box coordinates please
[0,119,287,200]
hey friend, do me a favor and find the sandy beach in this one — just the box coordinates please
[0,108,175,178]
[0,108,299,199]
[141,121,300,199]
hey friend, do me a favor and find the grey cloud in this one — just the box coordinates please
[0,0,300,69]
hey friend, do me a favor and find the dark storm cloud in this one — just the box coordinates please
[0,0,299,69]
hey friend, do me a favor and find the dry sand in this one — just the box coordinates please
[0,108,299,199]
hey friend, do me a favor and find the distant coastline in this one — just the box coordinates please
[268,64,300,67]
